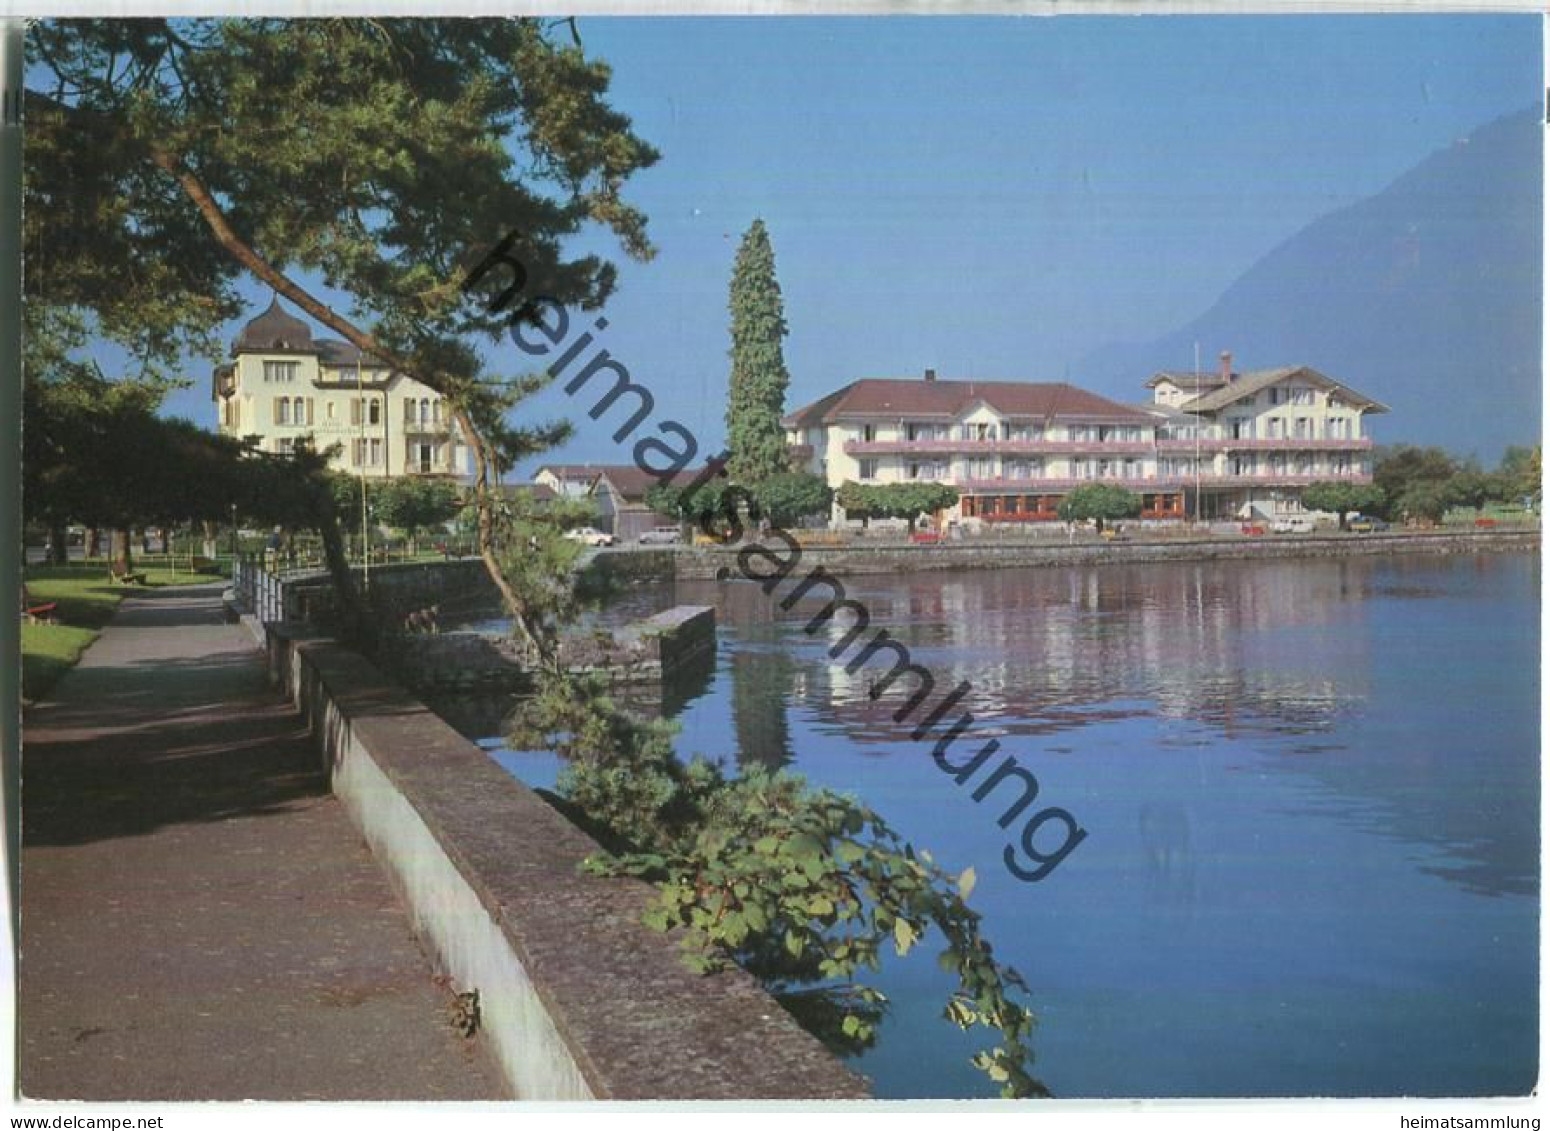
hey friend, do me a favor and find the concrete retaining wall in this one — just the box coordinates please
[267,627,867,1101]
[554,605,716,682]
[670,528,1540,580]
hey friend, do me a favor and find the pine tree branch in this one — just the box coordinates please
[143,138,541,647]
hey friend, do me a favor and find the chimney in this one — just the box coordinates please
[924,367,937,382]
[1219,350,1233,381]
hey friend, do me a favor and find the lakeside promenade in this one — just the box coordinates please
[18,583,503,1100]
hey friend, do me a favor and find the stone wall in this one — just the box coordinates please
[670,528,1540,580]
[276,558,500,629]
[266,626,868,1101]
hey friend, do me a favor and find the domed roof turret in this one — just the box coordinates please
[233,296,317,355]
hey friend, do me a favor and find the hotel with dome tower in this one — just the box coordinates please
[213,298,470,479]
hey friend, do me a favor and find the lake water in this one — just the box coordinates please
[458,551,1539,1099]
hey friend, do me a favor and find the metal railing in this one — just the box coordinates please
[231,553,306,624]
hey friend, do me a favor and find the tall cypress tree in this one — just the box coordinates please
[725,219,792,484]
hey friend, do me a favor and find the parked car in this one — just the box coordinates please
[564,526,616,547]
[1271,515,1316,534]
[638,526,682,545]
[1348,514,1390,533]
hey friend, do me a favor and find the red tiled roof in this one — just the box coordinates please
[783,379,1152,428]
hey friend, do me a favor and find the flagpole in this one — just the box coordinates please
[1193,342,1202,526]
[357,352,370,594]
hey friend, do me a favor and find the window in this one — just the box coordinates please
[1293,417,1311,439]
[263,361,298,383]
[861,423,875,442]
[1229,418,1254,439]
[1266,417,1283,439]
[326,401,336,421]
[276,397,291,425]
[420,398,431,425]
[414,442,437,473]
[858,458,879,481]
[369,399,381,426]
[276,437,295,456]
[1291,387,1315,405]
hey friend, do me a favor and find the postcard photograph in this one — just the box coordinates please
[13,9,1543,1108]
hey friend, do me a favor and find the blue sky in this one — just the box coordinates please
[154,14,1541,471]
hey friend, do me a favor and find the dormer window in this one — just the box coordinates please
[263,361,299,383]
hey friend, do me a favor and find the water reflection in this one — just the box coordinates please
[682,558,1370,747]
[456,551,1539,1097]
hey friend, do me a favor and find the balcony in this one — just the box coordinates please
[960,476,1186,492]
[844,439,1153,456]
[957,471,1373,493]
[403,419,454,437]
[1157,437,1372,452]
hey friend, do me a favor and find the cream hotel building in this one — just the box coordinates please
[785,353,1386,527]
[213,298,470,479]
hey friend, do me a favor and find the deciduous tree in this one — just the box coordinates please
[1300,481,1386,530]
[28,17,659,637]
[1372,445,1457,520]
[836,481,958,531]
[1055,483,1141,532]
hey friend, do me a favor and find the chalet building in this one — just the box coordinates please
[1139,352,1386,520]
[213,297,470,479]
[784,355,1385,527]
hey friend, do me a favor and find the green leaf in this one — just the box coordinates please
[893,917,918,956]
[957,866,977,900]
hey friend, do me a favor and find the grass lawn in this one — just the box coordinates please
[21,564,207,702]
[1441,504,1539,526]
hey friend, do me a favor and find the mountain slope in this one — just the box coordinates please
[1080,109,1541,460]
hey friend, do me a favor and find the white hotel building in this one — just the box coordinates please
[213,298,470,479]
[784,354,1386,526]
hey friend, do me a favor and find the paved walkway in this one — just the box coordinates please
[19,584,504,1100]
